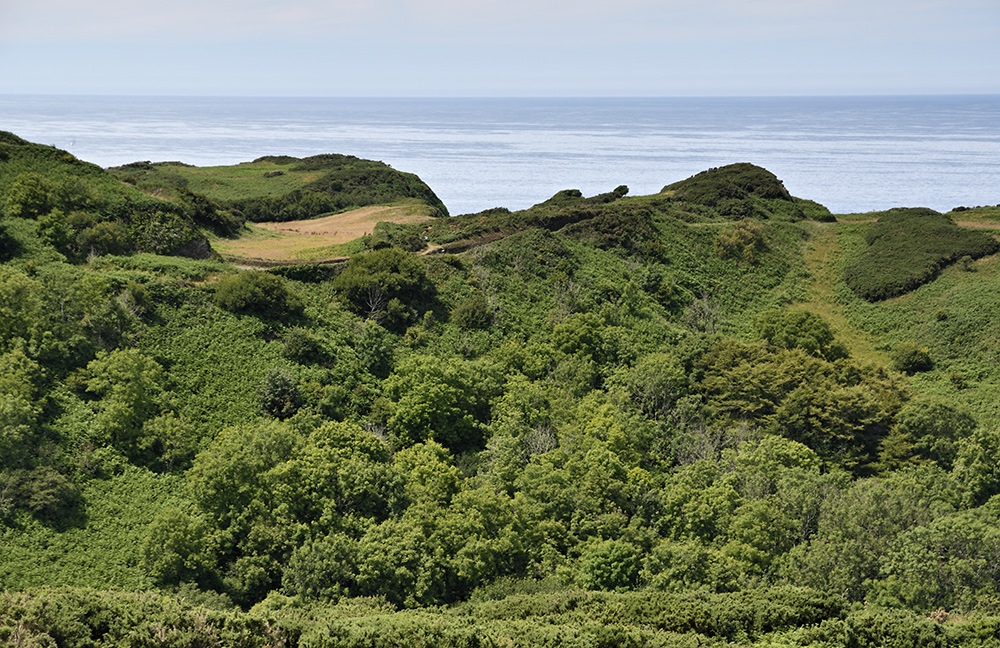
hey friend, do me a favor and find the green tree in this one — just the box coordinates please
[85,348,169,458]
[141,508,214,587]
[451,291,492,330]
[76,220,131,256]
[757,309,848,361]
[333,248,434,329]
[382,354,498,452]
[5,171,53,218]
[781,470,954,602]
[393,441,462,505]
[0,346,43,468]
[256,368,303,420]
[873,504,1000,612]
[578,539,642,592]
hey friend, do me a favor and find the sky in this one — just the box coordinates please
[0,0,997,96]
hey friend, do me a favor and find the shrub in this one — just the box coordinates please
[890,342,933,374]
[757,309,848,361]
[715,218,766,263]
[215,272,304,318]
[257,368,304,419]
[5,171,54,218]
[663,163,792,204]
[281,327,325,363]
[578,540,642,592]
[77,220,131,256]
[452,292,492,330]
[333,248,434,329]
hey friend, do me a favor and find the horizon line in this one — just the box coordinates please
[2,92,999,100]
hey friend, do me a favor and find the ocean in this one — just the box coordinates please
[1,95,997,216]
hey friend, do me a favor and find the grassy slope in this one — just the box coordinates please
[143,161,328,202]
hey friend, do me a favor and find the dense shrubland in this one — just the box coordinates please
[4,133,1000,646]
[843,208,1000,301]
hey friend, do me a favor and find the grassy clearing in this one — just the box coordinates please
[138,161,325,202]
[212,201,434,264]
[799,222,887,365]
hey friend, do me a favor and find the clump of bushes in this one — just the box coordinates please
[214,271,304,318]
[332,247,435,330]
[452,292,492,330]
[663,163,792,204]
[844,208,1000,301]
[715,218,766,263]
[890,342,933,374]
[757,309,848,361]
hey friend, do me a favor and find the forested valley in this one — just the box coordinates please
[3,129,1000,647]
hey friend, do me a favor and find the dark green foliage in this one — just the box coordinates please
[663,163,792,202]
[0,132,212,261]
[175,188,243,236]
[382,354,498,452]
[280,327,326,363]
[844,208,1000,301]
[0,221,19,261]
[451,291,492,330]
[333,248,434,330]
[214,271,305,318]
[757,309,849,361]
[879,398,975,470]
[694,338,901,470]
[371,221,427,252]
[5,171,54,218]
[76,220,131,256]
[561,208,660,254]
[578,540,642,591]
[257,368,304,419]
[265,262,341,283]
[661,163,807,221]
[873,502,1000,613]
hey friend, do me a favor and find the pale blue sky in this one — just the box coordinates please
[1,0,997,96]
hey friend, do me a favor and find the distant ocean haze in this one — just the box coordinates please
[1,95,997,215]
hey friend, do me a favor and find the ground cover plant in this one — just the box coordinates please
[4,132,1000,646]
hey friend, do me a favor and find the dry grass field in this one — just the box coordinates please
[212,202,434,264]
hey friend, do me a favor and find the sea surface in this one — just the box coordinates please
[1,95,997,216]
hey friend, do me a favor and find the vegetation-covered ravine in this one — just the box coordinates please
[4,132,1000,647]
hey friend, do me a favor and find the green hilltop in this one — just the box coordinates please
[4,131,1000,647]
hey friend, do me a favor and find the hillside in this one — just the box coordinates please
[4,133,1000,647]
[108,153,449,222]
